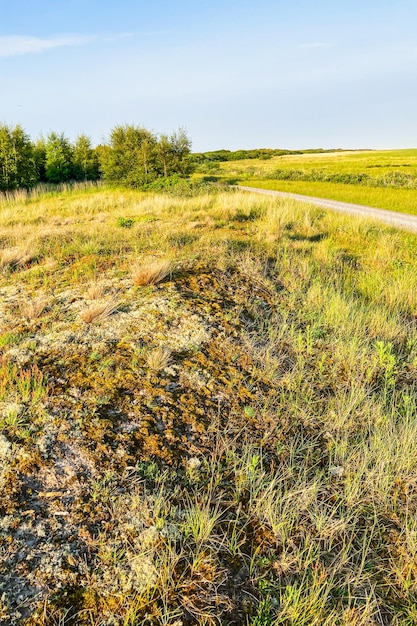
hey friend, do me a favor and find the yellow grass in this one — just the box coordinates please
[146,346,172,371]
[79,300,118,323]
[20,297,47,320]
[132,258,172,286]
[0,247,33,269]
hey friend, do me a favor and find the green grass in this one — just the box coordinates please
[1,184,417,624]
[241,178,417,215]
[220,148,417,178]
[204,148,417,215]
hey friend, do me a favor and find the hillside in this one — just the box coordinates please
[1,185,417,625]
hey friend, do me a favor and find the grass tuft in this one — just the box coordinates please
[79,300,118,323]
[85,280,107,300]
[132,259,171,286]
[146,346,172,371]
[20,297,47,320]
[0,247,33,269]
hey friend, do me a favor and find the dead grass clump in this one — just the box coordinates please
[85,280,107,300]
[146,346,172,371]
[0,247,33,270]
[80,300,118,324]
[21,297,47,320]
[132,259,171,286]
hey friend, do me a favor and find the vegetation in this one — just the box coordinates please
[100,126,192,187]
[0,123,192,192]
[1,183,417,624]
[192,147,349,164]
[72,134,100,182]
[209,149,417,215]
[239,179,417,216]
[0,124,37,191]
[214,149,417,179]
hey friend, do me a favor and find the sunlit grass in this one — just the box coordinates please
[1,184,417,624]
[202,148,417,214]
[241,178,417,215]
[220,148,417,178]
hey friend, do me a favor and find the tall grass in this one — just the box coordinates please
[0,180,103,207]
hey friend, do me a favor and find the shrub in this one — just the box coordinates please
[116,217,134,228]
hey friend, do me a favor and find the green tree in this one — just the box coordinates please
[95,144,111,178]
[155,128,193,178]
[33,136,47,183]
[157,133,172,178]
[0,124,37,191]
[167,127,193,175]
[73,134,100,181]
[45,132,73,183]
[102,125,158,187]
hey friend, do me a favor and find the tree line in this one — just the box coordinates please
[193,147,347,163]
[0,123,193,192]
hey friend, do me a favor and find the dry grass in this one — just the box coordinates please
[0,247,33,269]
[79,300,118,323]
[20,297,47,320]
[132,258,171,286]
[146,346,172,371]
[85,280,107,300]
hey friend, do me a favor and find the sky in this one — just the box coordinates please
[1,0,416,151]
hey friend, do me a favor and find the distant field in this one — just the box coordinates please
[240,179,417,215]
[220,149,417,178]
[208,149,417,215]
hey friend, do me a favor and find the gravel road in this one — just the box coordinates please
[237,185,417,233]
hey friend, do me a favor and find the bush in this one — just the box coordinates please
[142,175,226,197]
[116,217,134,228]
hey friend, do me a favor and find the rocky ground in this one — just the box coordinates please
[0,249,283,624]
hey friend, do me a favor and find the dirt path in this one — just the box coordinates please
[237,185,417,233]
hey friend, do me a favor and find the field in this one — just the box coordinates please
[206,150,417,215]
[1,184,417,625]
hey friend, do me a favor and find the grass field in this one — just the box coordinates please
[220,150,417,178]
[204,149,417,215]
[239,179,417,215]
[1,184,417,624]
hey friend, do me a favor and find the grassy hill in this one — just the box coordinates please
[1,184,417,624]
[201,149,417,215]
[219,149,417,178]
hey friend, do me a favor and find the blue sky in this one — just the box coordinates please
[1,0,416,151]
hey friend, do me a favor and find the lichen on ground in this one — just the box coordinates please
[0,224,282,624]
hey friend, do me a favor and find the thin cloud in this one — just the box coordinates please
[299,42,332,49]
[0,34,129,58]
